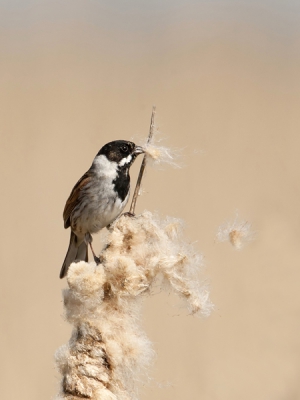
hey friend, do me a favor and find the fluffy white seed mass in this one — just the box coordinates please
[56,211,213,400]
[216,214,253,250]
[136,126,181,169]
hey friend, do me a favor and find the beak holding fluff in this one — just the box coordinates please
[133,145,145,155]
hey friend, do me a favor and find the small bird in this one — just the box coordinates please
[60,140,144,279]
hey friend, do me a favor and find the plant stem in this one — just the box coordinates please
[129,106,156,215]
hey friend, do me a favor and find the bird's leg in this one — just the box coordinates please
[90,242,101,265]
[84,233,101,265]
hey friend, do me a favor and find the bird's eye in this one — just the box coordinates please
[120,144,129,153]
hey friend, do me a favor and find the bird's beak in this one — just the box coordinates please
[133,146,145,155]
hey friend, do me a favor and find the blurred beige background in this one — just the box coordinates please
[1,0,300,399]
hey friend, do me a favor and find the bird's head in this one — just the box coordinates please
[97,140,144,169]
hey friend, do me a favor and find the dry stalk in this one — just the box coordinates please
[129,105,156,215]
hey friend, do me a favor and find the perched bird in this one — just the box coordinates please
[60,140,144,279]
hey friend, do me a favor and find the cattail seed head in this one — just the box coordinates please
[56,211,212,399]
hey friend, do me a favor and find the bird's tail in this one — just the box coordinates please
[60,231,88,279]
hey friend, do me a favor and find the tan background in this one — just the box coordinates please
[1,1,300,399]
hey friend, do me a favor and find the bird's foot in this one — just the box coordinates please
[93,255,103,265]
[122,212,135,218]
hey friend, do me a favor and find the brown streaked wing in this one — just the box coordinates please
[63,172,92,229]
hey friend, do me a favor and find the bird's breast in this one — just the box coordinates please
[71,176,129,235]
[88,190,129,234]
